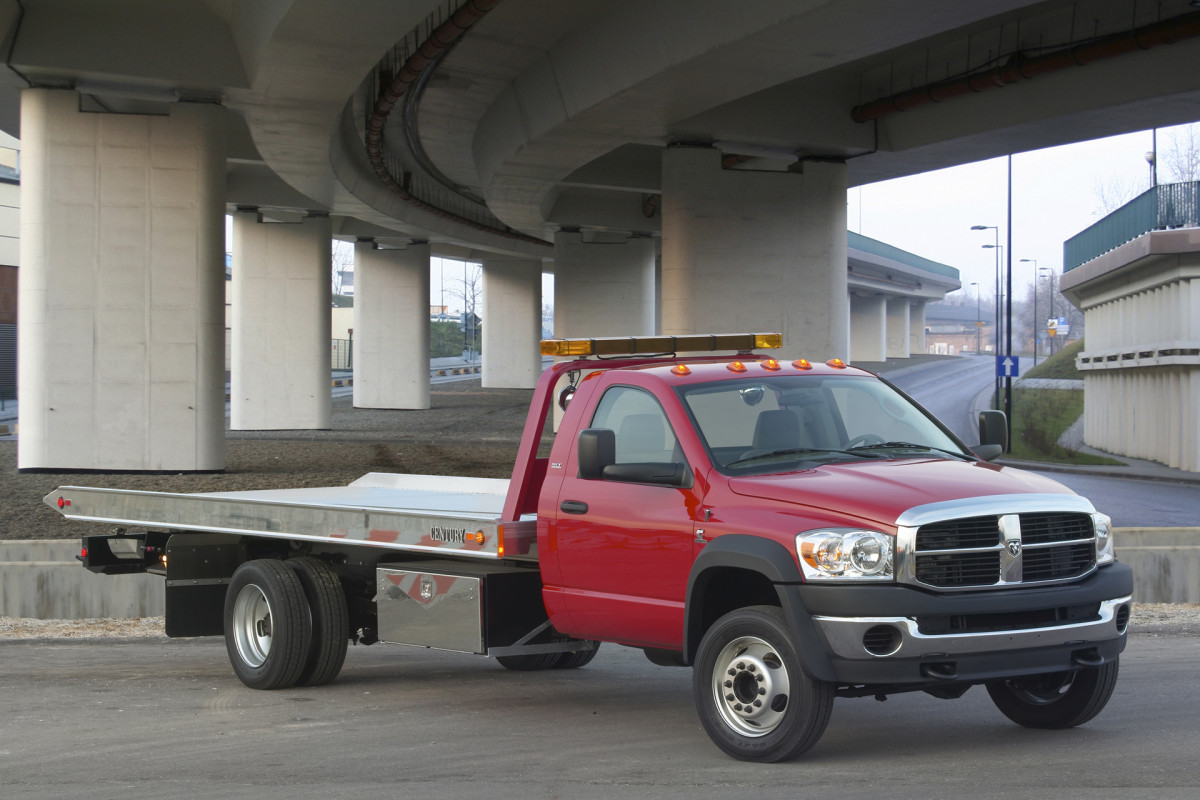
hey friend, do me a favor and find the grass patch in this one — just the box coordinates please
[1007,387,1124,466]
[1024,338,1085,380]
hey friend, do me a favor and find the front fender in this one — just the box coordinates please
[684,534,836,681]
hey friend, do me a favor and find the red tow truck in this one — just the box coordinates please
[53,333,1132,762]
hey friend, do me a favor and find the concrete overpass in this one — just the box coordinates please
[4,0,1200,470]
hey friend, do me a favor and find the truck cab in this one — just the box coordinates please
[531,335,1130,761]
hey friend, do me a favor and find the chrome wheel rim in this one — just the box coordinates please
[712,635,791,737]
[231,583,273,669]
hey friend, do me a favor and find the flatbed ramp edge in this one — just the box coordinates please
[45,472,537,560]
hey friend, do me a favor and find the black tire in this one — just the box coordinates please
[496,652,560,671]
[553,642,600,669]
[693,605,834,762]
[286,557,349,686]
[224,560,312,690]
[986,659,1119,729]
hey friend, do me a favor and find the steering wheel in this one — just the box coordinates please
[847,433,886,449]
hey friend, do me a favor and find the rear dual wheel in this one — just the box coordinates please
[224,558,348,690]
[496,641,601,671]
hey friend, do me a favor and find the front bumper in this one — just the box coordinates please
[780,563,1133,686]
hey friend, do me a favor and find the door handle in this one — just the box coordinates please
[560,500,589,515]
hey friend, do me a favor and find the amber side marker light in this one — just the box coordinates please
[540,332,782,357]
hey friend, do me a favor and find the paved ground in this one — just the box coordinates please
[2,631,1198,799]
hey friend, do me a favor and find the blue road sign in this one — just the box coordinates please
[996,355,1020,378]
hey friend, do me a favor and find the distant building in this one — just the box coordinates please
[924,302,994,356]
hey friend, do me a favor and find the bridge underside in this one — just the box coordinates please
[3,0,1199,469]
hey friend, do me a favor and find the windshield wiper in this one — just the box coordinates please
[727,447,885,467]
[847,441,974,461]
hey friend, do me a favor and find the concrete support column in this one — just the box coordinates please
[661,145,848,358]
[909,300,928,354]
[17,89,226,470]
[482,257,542,389]
[886,297,911,358]
[849,294,887,362]
[352,241,430,409]
[230,212,332,429]
[553,231,655,338]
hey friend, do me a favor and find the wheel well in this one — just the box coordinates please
[687,567,779,662]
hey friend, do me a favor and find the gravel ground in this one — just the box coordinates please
[2,382,546,541]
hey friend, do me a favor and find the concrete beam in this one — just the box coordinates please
[17,90,226,470]
[353,241,431,409]
[482,257,542,389]
[849,294,887,362]
[661,146,849,359]
[553,230,655,338]
[230,211,333,430]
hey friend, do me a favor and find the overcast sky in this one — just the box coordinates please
[847,121,1198,304]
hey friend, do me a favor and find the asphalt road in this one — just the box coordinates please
[2,633,1196,799]
[889,356,1200,528]
[885,355,998,445]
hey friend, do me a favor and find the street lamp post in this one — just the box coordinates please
[970,282,981,354]
[971,224,1001,411]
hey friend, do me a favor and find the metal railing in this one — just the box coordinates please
[331,339,353,371]
[1064,181,1200,271]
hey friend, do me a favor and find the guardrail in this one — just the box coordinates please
[1064,181,1200,271]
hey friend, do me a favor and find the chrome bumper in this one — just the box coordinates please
[813,595,1132,661]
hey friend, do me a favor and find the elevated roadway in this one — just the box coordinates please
[5,0,1200,470]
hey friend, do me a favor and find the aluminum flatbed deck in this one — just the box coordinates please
[46,472,537,560]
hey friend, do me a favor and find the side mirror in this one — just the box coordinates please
[976,410,1008,461]
[577,428,615,479]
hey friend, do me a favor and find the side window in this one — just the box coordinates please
[591,386,679,464]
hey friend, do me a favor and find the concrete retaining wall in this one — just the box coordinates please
[1113,528,1200,604]
[1,541,164,619]
[1,528,1197,619]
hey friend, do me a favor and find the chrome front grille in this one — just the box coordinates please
[896,497,1099,592]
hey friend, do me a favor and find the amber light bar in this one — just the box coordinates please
[541,333,782,357]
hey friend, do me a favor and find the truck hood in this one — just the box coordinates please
[727,458,1076,529]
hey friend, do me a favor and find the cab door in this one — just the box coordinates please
[551,384,701,650]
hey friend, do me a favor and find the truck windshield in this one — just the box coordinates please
[677,375,969,475]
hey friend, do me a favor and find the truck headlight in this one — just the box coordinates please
[797,529,894,581]
[1094,513,1115,565]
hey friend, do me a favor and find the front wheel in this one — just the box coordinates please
[693,606,834,762]
[986,659,1119,729]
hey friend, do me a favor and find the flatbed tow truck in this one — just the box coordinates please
[51,333,1132,762]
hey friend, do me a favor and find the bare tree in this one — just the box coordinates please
[449,263,482,362]
[332,240,354,297]
[1160,123,1200,183]
[1092,174,1145,218]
